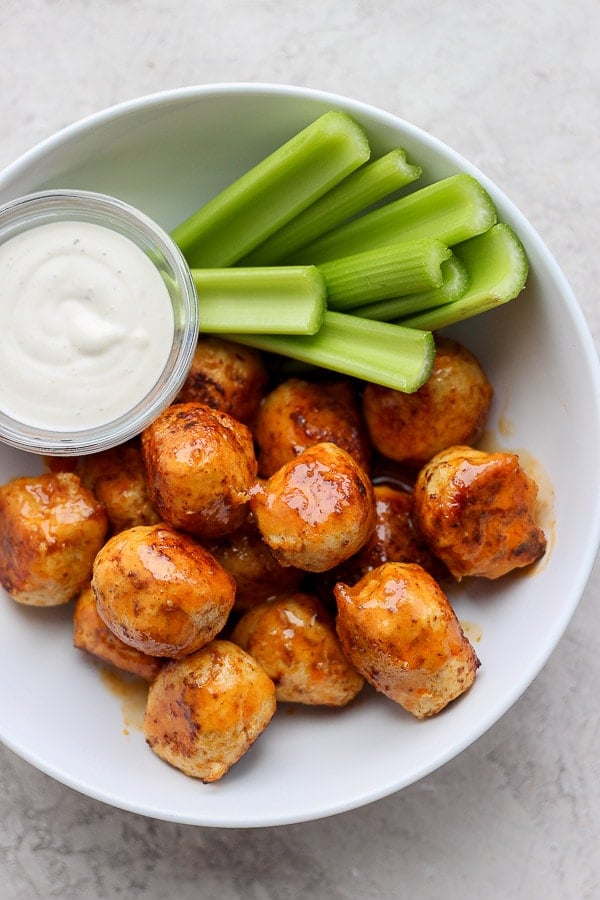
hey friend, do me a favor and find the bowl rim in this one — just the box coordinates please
[1,82,600,827]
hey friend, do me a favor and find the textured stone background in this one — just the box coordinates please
[0,1,598,897]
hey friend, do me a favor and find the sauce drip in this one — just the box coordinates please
[99,666,148,735]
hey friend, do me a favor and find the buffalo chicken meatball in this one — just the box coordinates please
[232,592,363,705]
[141,402,258,539]
[73,585,164,682]
[335,483,448,585]
[250,442,376,573]
[0,472,108,606]
[176,336,268,425]
[92,523,236,657]
[76,440,159,534]
[254,377,371,477]
[413,445,547,579]
[144,639,276,782]
[335,562,480,718]
[362,337,493,466]
[206,516,304,613]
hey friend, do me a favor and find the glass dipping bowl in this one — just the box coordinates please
[0,189,198,456]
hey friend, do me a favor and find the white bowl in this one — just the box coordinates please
[1,84,599,828]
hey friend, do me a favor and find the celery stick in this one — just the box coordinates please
[352,255,469,321]
[192,266,326,334]
[318,239,450,311]
[171,111,371,268]
[397,224,529,330]
[288,174,497,264]
[240,150,422,266]
[226,311,435,393]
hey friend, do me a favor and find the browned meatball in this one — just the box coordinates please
[232,592,363,706]
[413,445,547,579]
[76,440,159,534]
[141,402,258,539]
[206,515,304,613]
[0,472,108,606]
[362,337,493,466]
[254,377,371,477]
[144,639,276,781]
[249,442,376,573]
[336,483,448,585]
[176,336,268,425]
[92,523,236,657]
[335,562,480,718]
[73,585,164,681]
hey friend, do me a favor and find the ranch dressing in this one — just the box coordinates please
[0,220,174,430]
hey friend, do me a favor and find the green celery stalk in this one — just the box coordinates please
[192,266,326,334]
[288,174,497,264]
[318,239,451,311]
[171,111,371,268]
[225,310,435,393]
[397,224,529,330]
[240,149,422,266]
[352,254,469,321]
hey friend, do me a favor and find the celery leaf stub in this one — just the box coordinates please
[171,111,371,268]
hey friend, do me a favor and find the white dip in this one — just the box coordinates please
[0,220,174,430]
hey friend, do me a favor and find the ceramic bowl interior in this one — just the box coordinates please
[0,84,599,827]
